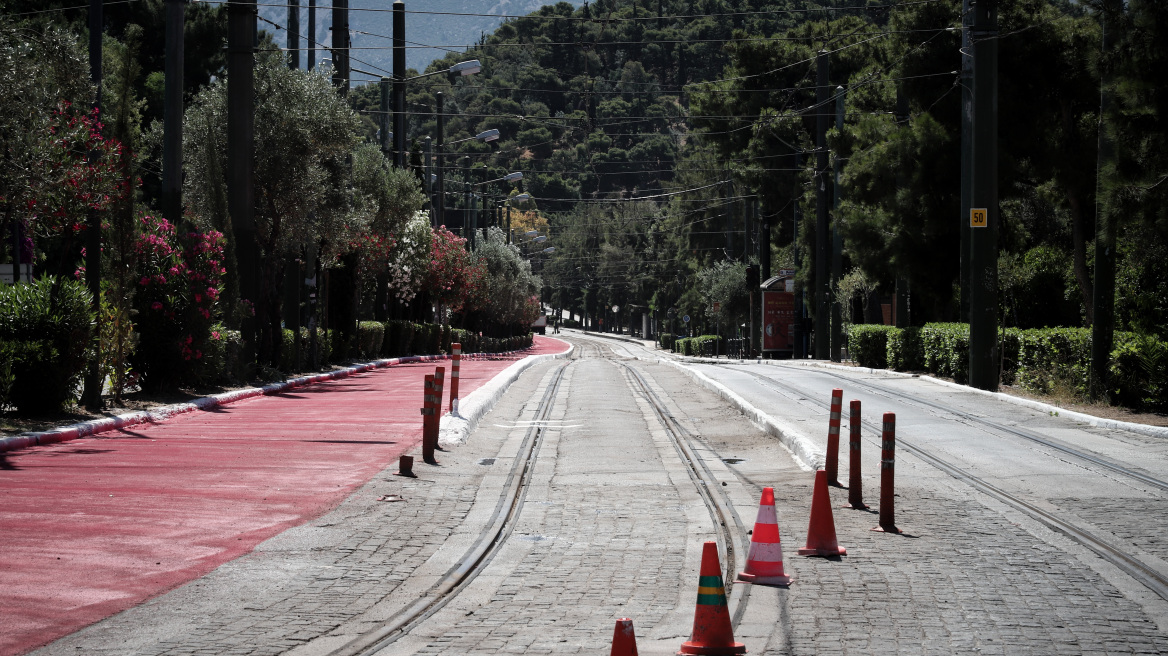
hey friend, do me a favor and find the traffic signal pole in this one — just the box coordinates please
[968,0,999,390]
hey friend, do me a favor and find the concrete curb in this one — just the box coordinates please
[438,342,575,446]
[780,359,1168,440]
[0,348,533,455]
[662,360,820,472]
[567,331,820,471]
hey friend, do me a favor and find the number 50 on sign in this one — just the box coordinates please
[970,208,988,228]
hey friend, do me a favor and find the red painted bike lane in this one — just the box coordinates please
[0,336,569,656]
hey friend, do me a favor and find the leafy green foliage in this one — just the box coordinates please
[847,324,895,369]
[0,277,93,413]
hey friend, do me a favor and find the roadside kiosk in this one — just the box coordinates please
[760,270,796,358]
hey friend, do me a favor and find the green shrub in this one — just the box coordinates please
[0,278,94,413]
[205,324,244,383]
[659,334,676,351]
[886,326,923,371]
[849,324,895,369]
[999,328,1022,385]
[357,321,385,358]
[1110,333,1168,411]
[921,323,970,382]
[1015,326,1092,396]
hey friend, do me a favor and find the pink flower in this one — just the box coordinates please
[195,293,202,303]
[151,301,163,310]
[140,276,149,286]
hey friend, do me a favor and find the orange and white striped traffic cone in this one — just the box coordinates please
[736,487,791,586]
[679,541,746,655]
[825,388,843,486]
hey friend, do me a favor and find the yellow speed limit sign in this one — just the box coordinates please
[970,208,988,228]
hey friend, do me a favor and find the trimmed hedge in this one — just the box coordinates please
[862,322,1166,411]
[658,334,676,351]
[676,334,723,357]
[356,321,385,359]
[848,325,896,369]
[887,326,923,371]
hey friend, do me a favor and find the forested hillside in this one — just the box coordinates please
[371,0,1165,347]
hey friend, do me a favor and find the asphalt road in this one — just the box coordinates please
[26,331,1168,655]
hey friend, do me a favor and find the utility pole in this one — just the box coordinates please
[307,0,315,70]
[81,0,103,408]
[959,0,973,322]
[895,83,910,328]
[228,0,258,375]
[287,0,299,69]
[1090,0,1121,398]
[424,136,433,222]
[162,0,184,225]
[793,151,805,359]
[393,0,406,167]
[814,50,830,359]
[968,0,999,390]
[331,0,348,95]
[830,85,844,362]
[758,198,769,281]
[379,76,391,157]
[285,3,301,368]
[436,91,445,228]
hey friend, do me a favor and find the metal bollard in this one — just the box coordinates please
[873,412,899,532]
[449,343,461,413]
[846,399,868,509]
[825,388,843,486]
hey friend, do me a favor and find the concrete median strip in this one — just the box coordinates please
[0,351,529,455]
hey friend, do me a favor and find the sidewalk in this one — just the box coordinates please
[0,336,569,656]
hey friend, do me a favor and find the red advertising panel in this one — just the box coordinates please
[762,290,795,352]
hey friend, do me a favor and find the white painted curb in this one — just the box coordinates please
[438,343,575,446]
[0,348,534,454]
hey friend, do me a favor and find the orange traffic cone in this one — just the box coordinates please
[797,469,847,557]
[679,541,747,655]
[611,618,639,656]
[736,487,791,586]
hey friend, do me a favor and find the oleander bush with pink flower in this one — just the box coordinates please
[130,213,226,390]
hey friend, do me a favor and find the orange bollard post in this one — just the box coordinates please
[844,400,868,509]
[873,412,899,533]
[421,374,437,464]
[449,343,461,413]
[825,388,843,486]
[433,366,445,451]
[610,617,639,656]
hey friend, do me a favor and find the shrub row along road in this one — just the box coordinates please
[0,337,569,656]
[18,332,1168,654]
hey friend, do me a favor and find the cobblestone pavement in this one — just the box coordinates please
[34,334,1168,655]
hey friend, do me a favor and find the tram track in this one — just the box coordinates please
[616,358,753,629]
[721,363,1168,604]
[331,338,755,654]
[329,358,573,656]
